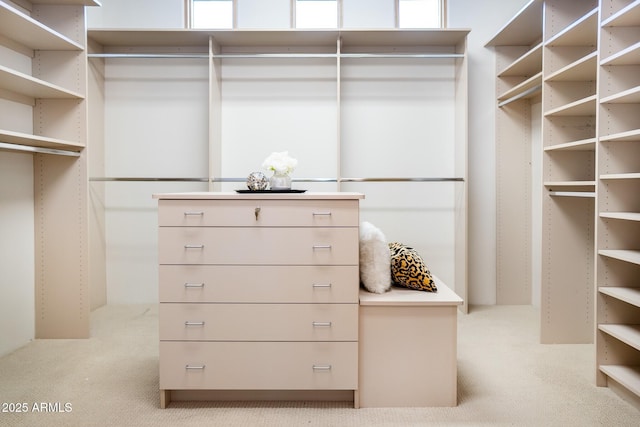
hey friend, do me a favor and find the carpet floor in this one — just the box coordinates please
[0,304,638,426]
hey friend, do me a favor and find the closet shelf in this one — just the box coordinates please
[497,73,542,106]
[600,129,640,142]
[0,129,84,152]
[0,1,83,51]
[601,41,640,66]
[600,172,640,180]
[497,43,542,77]
[0,65,84,100]
[599,286,640,308]
[599,366,640,397]
[601,1,640,27]
[545,51,597,82]
[88,29,470,50]
[546,7,598,47]
[485,0,543,46]
[599,249,640,266]
[544,138,596,151]
[548,191,595,198]
[544,180,596,190]
[544,95,597,116]
[599,324,640,352]
[600,86,640,104]
[600,212,640,222]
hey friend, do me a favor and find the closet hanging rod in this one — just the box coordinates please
[89,177,464,183]
[497,84,542,108]
[88,53,209,59]
[0,142,80,157]
[89,177,209,182]
[340,177,464,182]
[87,53,463,60]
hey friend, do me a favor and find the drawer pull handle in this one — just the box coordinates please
[184,244,204,249]
[312,245,332,250]
[312,212,332,216]
[184,211,204,216]
[185,365,206,370]
[255,207,261,220]
[312,365,332,371]
[184,283,205,288]
[312,283,332,288]
[185,321,205,326]
[312,321,332,327]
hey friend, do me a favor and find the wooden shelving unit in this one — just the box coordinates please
[0,0,99,338]
[485,0,544,305]
[542,0,598,344]
[87,27,470,312]
[596,0,640,404]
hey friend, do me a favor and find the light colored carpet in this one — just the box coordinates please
[0,304,637,426]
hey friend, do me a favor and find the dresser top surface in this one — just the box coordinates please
[153,191,364,200]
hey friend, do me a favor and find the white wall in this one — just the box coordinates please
[0,152,34,357]
[448,0,530,304]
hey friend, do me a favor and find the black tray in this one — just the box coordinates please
[235,189,307,193]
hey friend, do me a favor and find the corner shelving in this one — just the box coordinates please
[596,0,640,408]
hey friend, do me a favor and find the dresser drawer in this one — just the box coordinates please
[159,265,358,303]
[159,303,358,341]
[158,199,359,227]
[159,341,358,390]
[159,227,358,265]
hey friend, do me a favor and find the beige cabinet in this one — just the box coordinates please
[155,192,363,408]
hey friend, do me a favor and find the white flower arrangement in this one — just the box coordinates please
[262,151,298,175]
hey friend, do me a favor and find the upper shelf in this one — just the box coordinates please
[88,28,471,50]
[32,1,101,5]
[0,64,84,99]
[485,0,543,47]
[546,8,598,47]
[602,0,640,27]
[0,1,84,50]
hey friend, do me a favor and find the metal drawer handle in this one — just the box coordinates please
[312,212,332,216]
[184,244,204,249]
[184,321,205,326]
[312,245,332,250]
[312,283,332,288]
[312,365,332,371]
[184,283,205,288]
[312,321,332,327]
[185,365,206,370]
[184,211,204,216]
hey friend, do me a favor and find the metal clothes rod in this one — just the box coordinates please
[89,177,465,183]
[497,84,542,108]
[0,142,81,157]
[340,177,464,182]
[89,177,209,182]
[87,53,463,60]
[88,53,209,59]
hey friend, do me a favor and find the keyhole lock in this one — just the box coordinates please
[255,207,261,220]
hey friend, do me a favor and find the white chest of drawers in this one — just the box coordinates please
[154,192,363,408]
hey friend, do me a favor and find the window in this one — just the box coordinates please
[398,0,441,28]
[295,0,338,29]
[191,0,233,29]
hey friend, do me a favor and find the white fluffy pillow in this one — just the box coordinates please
[359,221,391,294]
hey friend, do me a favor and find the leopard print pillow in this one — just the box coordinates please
[388,242,437,292]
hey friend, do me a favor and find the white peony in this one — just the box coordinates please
[262,151,298,175]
